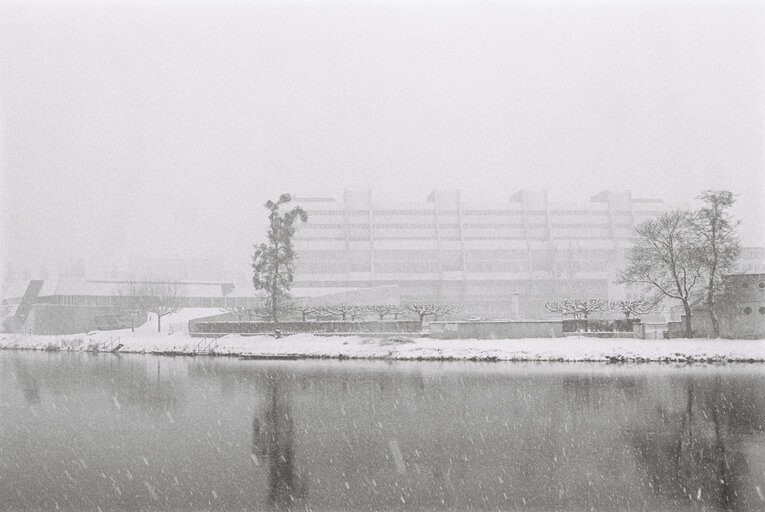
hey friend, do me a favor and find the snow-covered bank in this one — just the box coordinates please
[1,331,764,363]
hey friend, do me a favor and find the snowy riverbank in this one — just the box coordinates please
[1,330,764,363]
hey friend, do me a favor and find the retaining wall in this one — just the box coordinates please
[429,320,563,339]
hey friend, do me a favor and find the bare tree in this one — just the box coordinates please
[691,190,741,337]
[620,211,703,337]
[139,281,185,333]
[292,303,322,322]
[404,304,459,329]
[366,304,399,320]
[544,300,578,317]
[545,298,606,331]
[609,299,654,320]
[325,304,364,321]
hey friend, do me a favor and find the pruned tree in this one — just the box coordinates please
[252,194,308,333]
[544,300,578,317]
[690,190,741,337]
[620,211,703,337]
[609,299,654,319]
[292,303,322,322]
[545,298,606,331]
[571,299,607,325]
[325,304,363,321]
[404,304,459,329]
[366,304,399,320]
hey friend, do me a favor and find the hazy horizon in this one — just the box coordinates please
[2,0,764,283]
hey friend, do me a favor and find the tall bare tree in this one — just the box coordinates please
[620,211,703,337]
[691,190,741,337]
[252,194,308,332]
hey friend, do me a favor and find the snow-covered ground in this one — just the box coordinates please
[1,330,763,363]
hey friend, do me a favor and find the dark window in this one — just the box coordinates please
[759,307,765,315]
[759,282,765,288]
[744,307,752,315]
[743,283,749,288]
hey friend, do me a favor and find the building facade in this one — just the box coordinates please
[679,273,765,339]
[291,190,677,317]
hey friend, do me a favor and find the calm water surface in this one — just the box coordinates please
[1,352,764,511]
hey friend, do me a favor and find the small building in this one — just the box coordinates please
[669,273,765,339]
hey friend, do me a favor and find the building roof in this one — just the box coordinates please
[2,280,399,305]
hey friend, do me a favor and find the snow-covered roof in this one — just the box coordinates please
[30,280,233,299]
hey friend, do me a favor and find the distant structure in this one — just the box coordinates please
[291,189,680,317]
[1,279,399,335]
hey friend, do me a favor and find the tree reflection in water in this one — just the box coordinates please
[12,358,41,404]
[633,377,764,511]
[252,372,307,510]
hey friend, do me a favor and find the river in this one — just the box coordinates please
[1,352,764,511]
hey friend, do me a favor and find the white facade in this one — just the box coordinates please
[292,190,675,317]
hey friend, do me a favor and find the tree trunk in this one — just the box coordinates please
[683,301,693,338]
[419,314,425,330]
[708,289,719,338]
[157,313,161,333]
[583,312,589,332]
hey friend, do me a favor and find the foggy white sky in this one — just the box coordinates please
[1,0,763,278]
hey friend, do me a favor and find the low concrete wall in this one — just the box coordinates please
[429,320,563,339]
[190,320,421,336]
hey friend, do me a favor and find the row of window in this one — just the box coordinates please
[743,307,765,315]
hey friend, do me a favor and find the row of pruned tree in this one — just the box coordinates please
[619,190,741,338]
[544,298,654,331]
[224,303,460,329]
[249,194,463,334]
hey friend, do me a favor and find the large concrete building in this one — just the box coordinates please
[291,190,677,317]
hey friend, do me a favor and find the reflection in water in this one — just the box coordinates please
[1,354,764,511]
[252,373,307,509]
[12,358,41,404]
[633,378,763,511]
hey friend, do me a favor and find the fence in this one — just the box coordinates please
[562,318,636,333]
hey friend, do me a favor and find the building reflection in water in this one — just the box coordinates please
[252,372,307,510]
